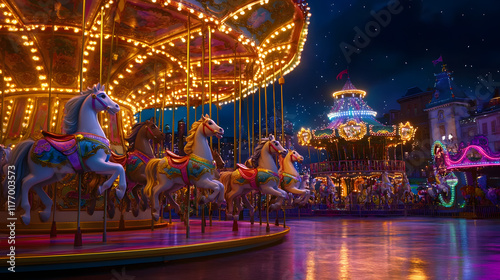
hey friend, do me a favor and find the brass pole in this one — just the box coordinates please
[258,81,262,140]
[0,49,4,142]
[233,44,237,168]
[100,7,107,243]
[75,0,86,247]
[185,14,191,239]
[217,92,220,152]
[238,58,242,163]
[264,78,268,136]
[251,79,255,151]
[279,62,285,146]
[247,83,250,153]
[272,60,277,139]
[208,25,212,149]
[208,26,212,118]
[47,11,55,132]
[201,23,205,116]
[171,106,175,151]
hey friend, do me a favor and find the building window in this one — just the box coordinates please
[492,120,497,134]
[482,123,488,135]
[438,110,444,122]
[495,141,500,152]
[414,105,418,116]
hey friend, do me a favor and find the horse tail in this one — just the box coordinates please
[144,158,160,197]
[219,171,232,199]
[3,140,34,201]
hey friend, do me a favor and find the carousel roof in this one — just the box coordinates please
[0,0,310,113]
[327,78,379,129]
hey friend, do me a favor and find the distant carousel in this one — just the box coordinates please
[297,75,416,207]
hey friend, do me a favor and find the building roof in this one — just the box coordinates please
[426,68,469,109]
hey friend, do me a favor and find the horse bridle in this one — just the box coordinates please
[268,140,281,154]
[202,120,219,137]
[91,92,111,113]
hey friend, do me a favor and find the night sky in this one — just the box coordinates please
[146,0,500,138]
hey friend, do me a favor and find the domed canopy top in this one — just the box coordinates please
[332,78,367,98]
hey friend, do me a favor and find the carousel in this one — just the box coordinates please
[297,76,417,206]
[0,0,310,272]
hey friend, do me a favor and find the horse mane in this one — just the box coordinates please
[63,84,104,134]
[125,121,147,150]
[278,150,291,173]
[184,118,204,155]
[246,137,269,168]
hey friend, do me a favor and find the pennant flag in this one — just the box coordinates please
[336,69,348,80]
[432,56,443,66]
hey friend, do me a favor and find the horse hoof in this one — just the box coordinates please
[108,204,116,219]
[21,214,31,225]
[132,207,139,218]
[39,210,51,222]
[152,212,160,221]
[115,188,125,200]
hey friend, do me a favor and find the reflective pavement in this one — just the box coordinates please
[39,217,500,280]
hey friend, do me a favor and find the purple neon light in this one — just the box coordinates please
[443,144,500,169]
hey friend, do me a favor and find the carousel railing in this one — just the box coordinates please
[310,160,405,175]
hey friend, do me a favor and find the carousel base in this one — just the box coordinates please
[0,219,289,273]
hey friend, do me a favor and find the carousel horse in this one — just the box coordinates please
[3,84,126,225]
[108,120,164,217]
[219,135,288,221]
[364,172,394,205]
[394,173,413,204]
[298,173,316,205]
[144,114,225,221]
[319,177,336,206]
[279,150,310,206]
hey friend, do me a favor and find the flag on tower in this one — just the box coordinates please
[432,56,443,66]
[336,69,349,80]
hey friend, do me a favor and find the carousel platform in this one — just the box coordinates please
[0,219,289,273]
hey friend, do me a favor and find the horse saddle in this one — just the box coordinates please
[237,164,259,189]
[41,131,78,157]
[166,150,190,167]
[110,150,127,167]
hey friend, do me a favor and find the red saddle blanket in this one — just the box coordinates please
[237,164,259,189]
[110,151,127,167]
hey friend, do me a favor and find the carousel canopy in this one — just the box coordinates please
[0,0,310,113]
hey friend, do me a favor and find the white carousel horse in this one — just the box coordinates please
[3,84,126,225]
[144,114,225,221]
[219,135,288,221]
[279,150,310,206]
[318,177,337,206]
[394,173,412,204]
[364,172,394,204]
[298,173,316,204]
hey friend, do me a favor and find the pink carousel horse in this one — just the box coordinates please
[279,150,310,206]
[219,135,288,221]
[4,84,126,225]
[144,114,225,221]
